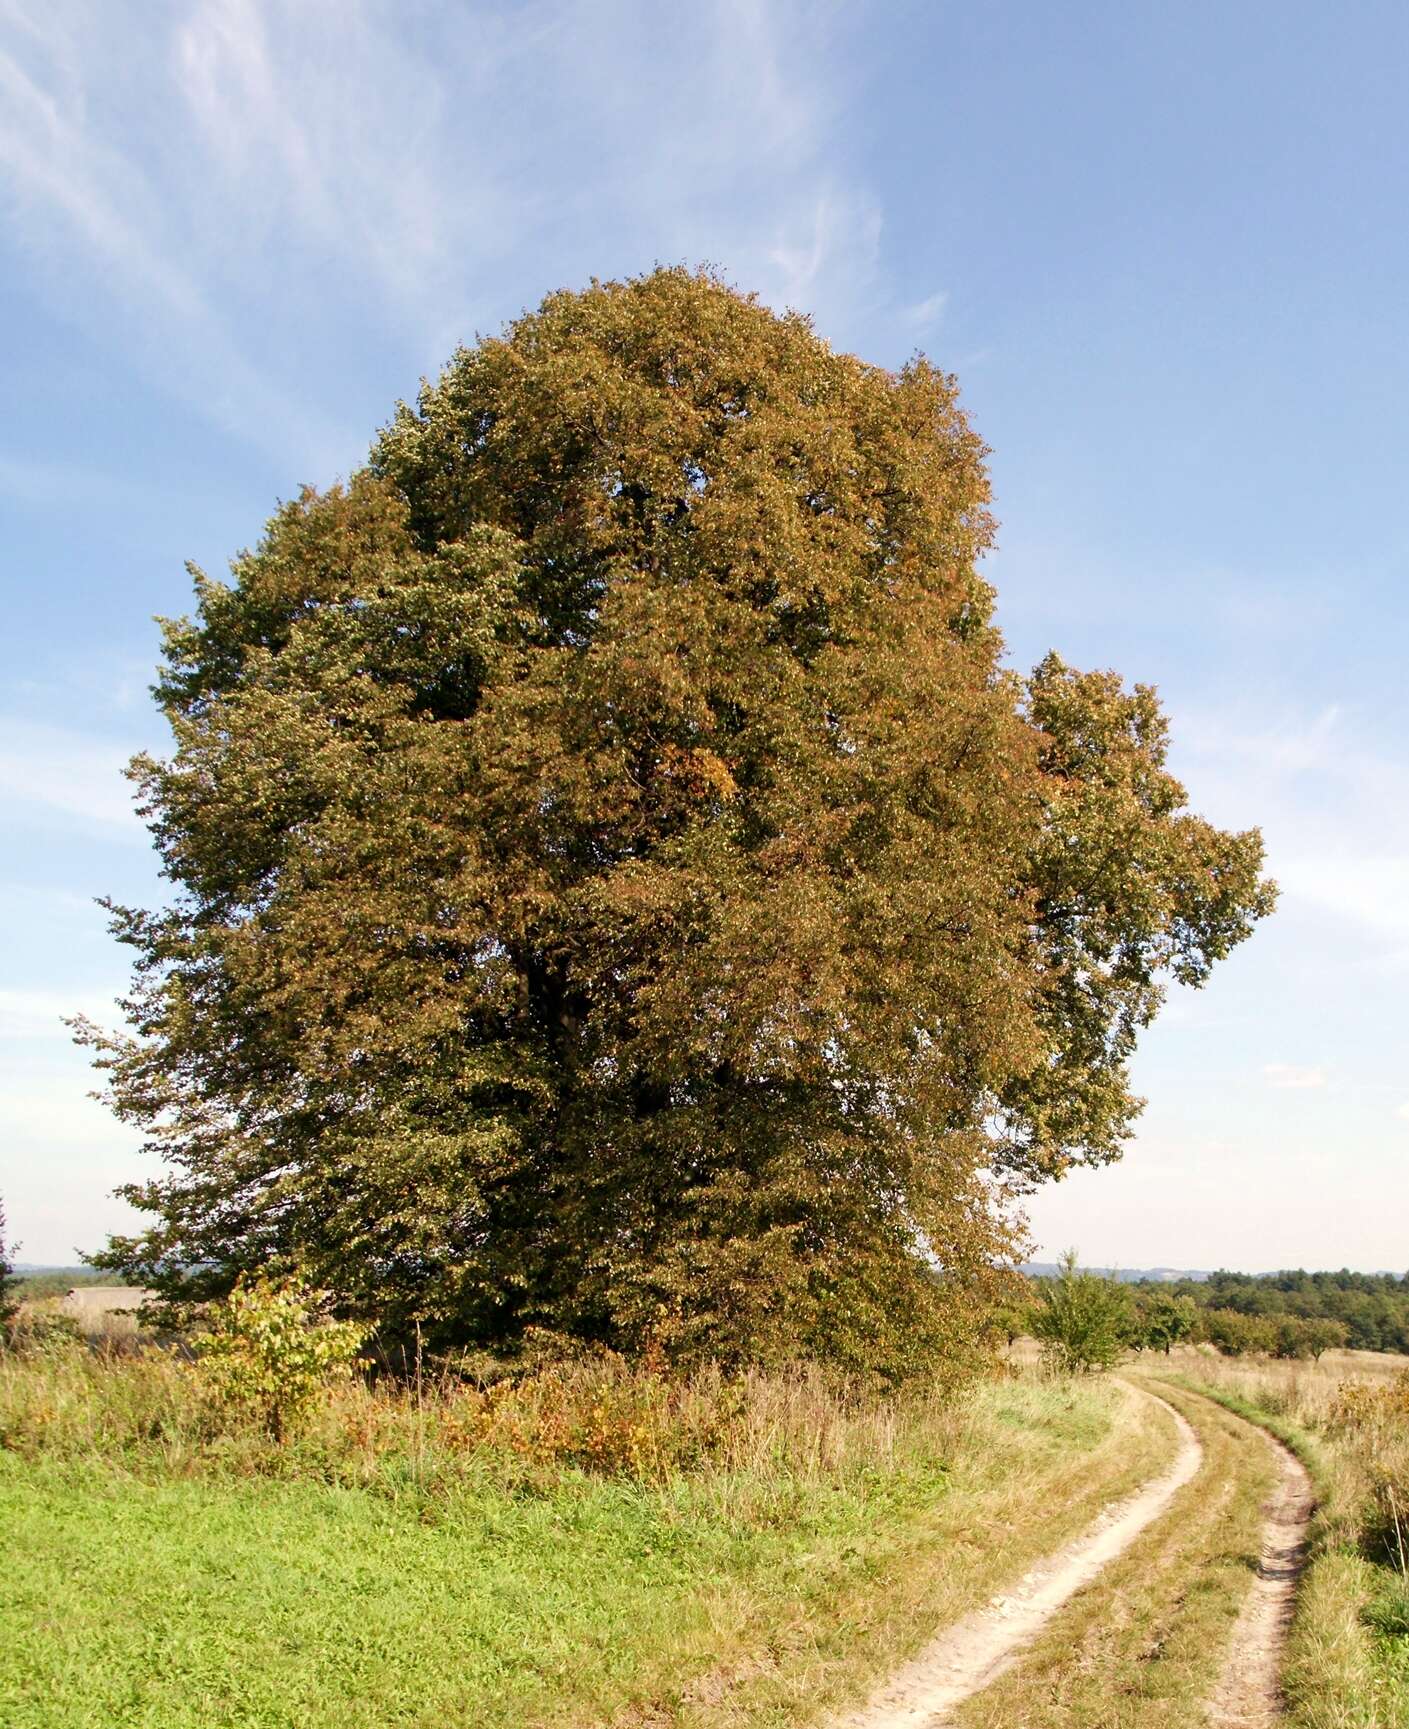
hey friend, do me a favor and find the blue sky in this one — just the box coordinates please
[2,0,1406,1269]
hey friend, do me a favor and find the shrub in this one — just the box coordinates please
[6,1309,84,1358]
[194,1272,367,1442]
[1030,1250,1133,1373]
[0,1197,17,1331]
[1134,1291,1197,1355]
[1202,1308,1278,1356]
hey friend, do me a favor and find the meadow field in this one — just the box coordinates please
[1,1326,1172,1729]
[4,1316,1407,1728]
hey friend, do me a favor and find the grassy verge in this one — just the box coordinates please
[946,1378,1277,1729]
[1156,1351,1409,1729]
[0,1349,1177,1729]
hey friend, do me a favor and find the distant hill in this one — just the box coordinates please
[1020,1262,1211,1284]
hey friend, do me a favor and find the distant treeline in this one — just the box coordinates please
[1132,1270,1409,1355]
[11,1270,112,1302]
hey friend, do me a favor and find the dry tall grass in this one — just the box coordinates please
[0,1326,971,1499]
[1161,1345,1409,1729]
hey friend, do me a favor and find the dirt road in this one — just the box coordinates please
[836,1387,1202,1728]
[1206,1422,1315,1726]
[836,1383,1314,1729]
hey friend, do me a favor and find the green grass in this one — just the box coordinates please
[3,1455,849,1728]
[1364,1581,1409,1727]
[0,1376,1172,1729]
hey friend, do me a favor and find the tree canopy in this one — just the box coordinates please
[84,268,1274,1377]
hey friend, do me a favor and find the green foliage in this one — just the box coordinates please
[81,268,1274,1370]
[1196,1307,1348,1362]
[1201,1308,1279,1356]
[194,1273,366,1442]
[1133,1268,1409,1354]
[0,1198,16,1330]
[1031,1250,1134,1372]
[1134,1290,1198,1355]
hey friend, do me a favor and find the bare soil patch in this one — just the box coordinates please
[1206,1424,1314,1726]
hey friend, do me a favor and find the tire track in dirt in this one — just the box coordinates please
[834,1386,1203,1729]
[1204,1416,1314,1727]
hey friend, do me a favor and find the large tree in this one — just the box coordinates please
[84,269,1273,1376]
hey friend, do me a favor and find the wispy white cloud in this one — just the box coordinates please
[4,646,158,717]
[0,452,188,517]
[1263,1062,1327,1090]
[0,718,141,834]
[0,2,353,470]
[767,185,884,322]
[0,1,903,475]
[1174,702,1409,958]
[0,987,123,1041]
[899,290,948,332]
[169,0,486,331]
